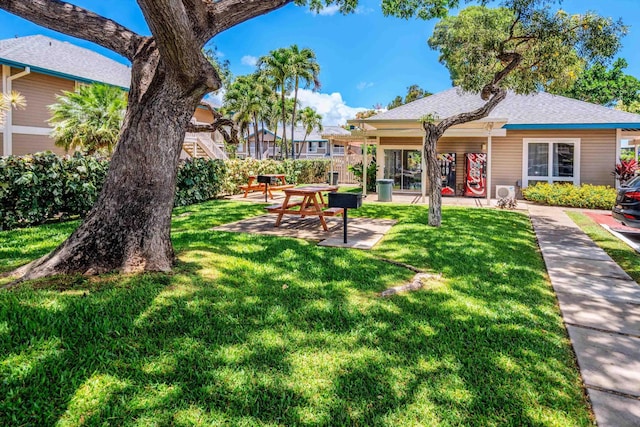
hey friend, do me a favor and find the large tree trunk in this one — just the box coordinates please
[424,127,444,226]
[11,52,208,282]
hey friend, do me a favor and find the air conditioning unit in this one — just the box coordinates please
[496,185,516,199]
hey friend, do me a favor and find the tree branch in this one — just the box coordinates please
[204,0,293,40]
[137,0,219,90]
[0,0,143,60]
[435,88,507,132]
[186,102,239,145]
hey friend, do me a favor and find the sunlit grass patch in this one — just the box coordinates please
[0,199,592,425]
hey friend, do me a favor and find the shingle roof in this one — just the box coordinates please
[368,87,640,127]
[0,35,131,88]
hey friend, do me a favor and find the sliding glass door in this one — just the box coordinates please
[383,149,422,192]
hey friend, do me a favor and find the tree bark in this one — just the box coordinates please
[423,127,444,226]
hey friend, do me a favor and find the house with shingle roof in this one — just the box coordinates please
[1,35,224,159]
[245,125,353,159]
[351,87,640,198]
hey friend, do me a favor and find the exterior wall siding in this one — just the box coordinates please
[11,69,74,128]
[380,129,617,197]
[491,129,616,196]
[12,134,66,156]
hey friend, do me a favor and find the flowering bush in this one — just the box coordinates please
[522,182,616,210]
[613,158,638,185]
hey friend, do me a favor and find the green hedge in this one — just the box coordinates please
[0,153,330,230]
[175,158,226,207]
[522,182,617,210]
[0,152,109,230]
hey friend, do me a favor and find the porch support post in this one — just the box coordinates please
[330,138,334,183]
[486,124,493,206]
[362,139,367,197]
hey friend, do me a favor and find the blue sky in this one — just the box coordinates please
[1,0,638,124]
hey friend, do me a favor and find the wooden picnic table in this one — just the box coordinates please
[266,185,342,231]
[241,174,293,199]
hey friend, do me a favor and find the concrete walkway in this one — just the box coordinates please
[528,205,640,426]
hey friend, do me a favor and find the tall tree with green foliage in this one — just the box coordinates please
[48,83,127,155]
[288,45,321,159]
[224,74,273,159]
[550,58,640,108]
[387,84,431,109]
[296,106,323,158]
[0,0,626,282]
[258,48,293,158]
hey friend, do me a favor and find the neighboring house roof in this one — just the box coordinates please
[367,87,640,130]
[251,125,351,142]
[0,35,131,88]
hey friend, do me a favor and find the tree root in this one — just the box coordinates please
[380,272,442,297]
[371,256,442,297]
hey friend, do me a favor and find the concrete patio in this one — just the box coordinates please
[213,214,396,249]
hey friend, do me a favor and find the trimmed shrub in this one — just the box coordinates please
[175,158,226,207]
[0,153,228,230]
[0,154,330,230]
[221,158,330,195]
[0,152,109,230]
[522,182,616,210]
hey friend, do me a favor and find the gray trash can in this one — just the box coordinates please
[327,172,339,185]
[376,179,394,202]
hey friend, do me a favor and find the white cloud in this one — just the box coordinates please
[355,6,374,15]
[312,5,340,16]
[295,89,368,126]
[356,81,374,90]
[205,88,225,108]
[241,55,258,67]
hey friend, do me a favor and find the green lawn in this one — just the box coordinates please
[567,211,640,282]
[1,201,592,426]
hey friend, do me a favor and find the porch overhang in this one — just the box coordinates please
[347,118,508,138]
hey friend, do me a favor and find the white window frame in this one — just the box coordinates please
[308,141,318,153]
[522,138,581,187]
[332,144,345,155]
[318,141,327,149]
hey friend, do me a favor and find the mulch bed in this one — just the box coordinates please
[584,211,640,234]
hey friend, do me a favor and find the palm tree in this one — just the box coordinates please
[0,91,26,127]
[258,48,293,158]
[263,95,282,159]
[297,106,323,158]
[224,75,272,159]
[48,83,126,155]
[288,45,320,159]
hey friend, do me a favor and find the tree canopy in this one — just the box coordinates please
[387,84,432,109]
[550,58,640,108]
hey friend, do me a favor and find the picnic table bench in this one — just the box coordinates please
[241,174,294,199]
[265,185,342,231]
